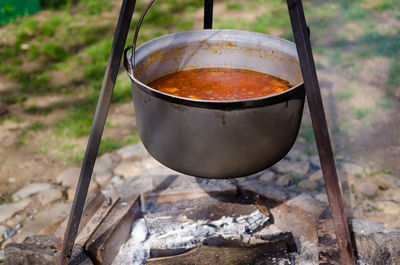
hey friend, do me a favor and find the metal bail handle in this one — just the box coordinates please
[123,0,156,79]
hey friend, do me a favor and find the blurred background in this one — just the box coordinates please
[0,0,399,201]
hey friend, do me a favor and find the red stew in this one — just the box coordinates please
[147,68,292,100]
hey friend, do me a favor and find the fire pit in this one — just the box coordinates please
[56,0,355,264]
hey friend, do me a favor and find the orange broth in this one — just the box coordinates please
[147,68,292,100]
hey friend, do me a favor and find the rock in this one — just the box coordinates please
[8,177,16,183]
[309,155,321,168]
[67,181,98,202]
[12,183,51,201]
[5,214,26,228]
[141,156,163,170]
[12,202,71,243]
[275,175,290,187]
[0,250,3,262]
[258,170,276,183]
[285,149,301,161]
[95,171,113,187]
[373,173,400,190]
[270,194,326,243]
[5,229,15,239]
[146,175,238,204]
[272,159,310,177]
[113,161,145,178]
[350,219,400,265]
[0,199,30,223]
[239,178,289,203]
[315,193,328,205]
[4,235,57,265]
[357,182,378,197]
[381,189,400,203]
[342,192,356,210]
[56,167,81,187]
[339,162,364,177]
[93,153,115,175]
[361,200,377,215]
[37,188,62,205]
[376,201,400,215]
[116,142,149,160]
[297,179,318,190]
[308,169,324,185]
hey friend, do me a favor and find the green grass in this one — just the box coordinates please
[336,90,354,101]
[25,121,45,131]
[376,97,393,109]
[24,105,53,115]
[388,59,400,89]
[299,122,315,143]
[0,114,24,125]
[352,107,372,120]
[226,2,245,10]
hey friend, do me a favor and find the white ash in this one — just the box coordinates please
[112,209,269,265]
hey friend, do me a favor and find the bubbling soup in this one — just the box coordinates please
[147,68,292,100]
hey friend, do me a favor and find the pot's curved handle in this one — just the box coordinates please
[123,0,156,79]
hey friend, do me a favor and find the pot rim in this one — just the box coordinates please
[129,29,305,110]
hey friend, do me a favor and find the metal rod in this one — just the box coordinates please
[58,0,136,264]
[285,0,355,264]
[204,0,213,29]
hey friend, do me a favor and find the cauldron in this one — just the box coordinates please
[124,29,305,178]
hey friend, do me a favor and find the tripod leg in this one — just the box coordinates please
[204,0,213,29]
[57,0,137,264]
[285,0,356,264]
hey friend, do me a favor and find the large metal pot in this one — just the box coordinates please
[125,29,305,178]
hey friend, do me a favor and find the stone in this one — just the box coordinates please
[116,142,149,160]
[12,183,51,201]
[308,169,324,185]
[0,199,30,223]
[270,194,326,243]
[315,193,328,205]
[141,156,163,170]
[56,167,81,187]
[373,173,400,190]
[357,182,379,197]
[382,189,400,203]
[361,199,377,215]
[350,219,400,265]
[145,175,238,204]
[285,149,301,161]
[4,235,57,265]
[113,161,145,179]
[93,153,115,175]
[238,178,288,203]
[376,201,400,215]
[12,202,71,243]
[8,177,16,183]
[342,192,357,210]
[275,175,290,187]
[258,170,276,183]
[37,188,62,205]
[5,214,26,228]
[95,171,113,187]
[67,181,98,202]
[297,179,318,190]
[309,155,321,168]
[272,159,310,177]
[339,162,364,177]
